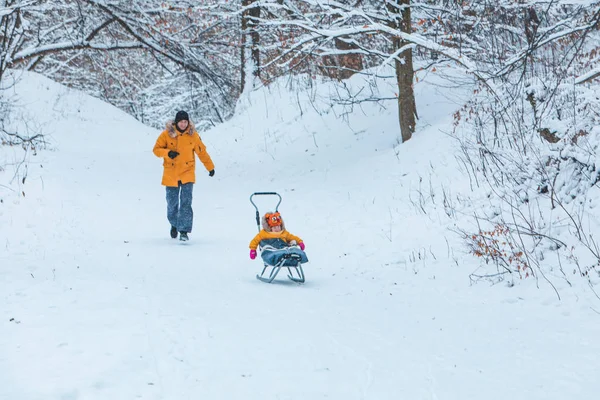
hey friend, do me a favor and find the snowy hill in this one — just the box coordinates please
[1,71,600,400]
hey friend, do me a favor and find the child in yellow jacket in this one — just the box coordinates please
[249,212,306,260]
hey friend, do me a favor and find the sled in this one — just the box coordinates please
[250,192,306,284]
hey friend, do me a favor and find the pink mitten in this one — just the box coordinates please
[299,242,305,251]
[250,249,257,260]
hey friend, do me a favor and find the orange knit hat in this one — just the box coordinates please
[265,212,282,227]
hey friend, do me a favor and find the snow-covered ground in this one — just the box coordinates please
[1,71,599,400]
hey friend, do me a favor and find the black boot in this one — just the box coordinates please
[179,232,189,241]
[170,226,177,239]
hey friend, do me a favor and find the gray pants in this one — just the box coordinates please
[166,182,194,233]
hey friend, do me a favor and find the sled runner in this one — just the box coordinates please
[250,192,306,283]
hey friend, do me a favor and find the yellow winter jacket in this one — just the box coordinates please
[249,229,303,250]
[153,121,215,187]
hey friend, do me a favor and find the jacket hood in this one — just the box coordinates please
[262,212,286,232]
[166,120,196,138]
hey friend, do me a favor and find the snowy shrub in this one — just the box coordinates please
[465,224,533,283]
[454,75,600,291]
[138,72,236,130]
[0,89,45,151]
[448,0,600,291]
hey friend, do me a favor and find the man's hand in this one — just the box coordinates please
[209,169,215,177]
[168,151,179,159]
[250,249,257,260]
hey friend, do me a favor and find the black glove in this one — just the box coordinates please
[208,169,215,177]
[168,151,179,159]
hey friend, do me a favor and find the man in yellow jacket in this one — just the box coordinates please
[153,111,215,241]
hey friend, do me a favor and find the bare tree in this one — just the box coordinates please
[1,1,240,128]
[241,0,261,92]
[256,0,473,143]
[386,0,417,142]
[0,1,28,83]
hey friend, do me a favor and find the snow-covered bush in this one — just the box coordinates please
[454,75,600,291]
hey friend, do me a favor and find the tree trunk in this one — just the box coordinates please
[0,6,24,84]
[388,0,417,143]
[241,0,261,93]
[320,37,364,80]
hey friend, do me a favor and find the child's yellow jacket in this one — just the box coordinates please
[249,230,303,250]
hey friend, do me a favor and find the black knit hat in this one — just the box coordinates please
[175,110,189,124]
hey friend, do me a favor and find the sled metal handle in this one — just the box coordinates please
[250,192,282,232]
